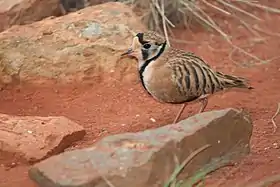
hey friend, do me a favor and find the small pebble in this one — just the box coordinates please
[150,118,156,122]
[273,142,279,149]
[42,31,53,35]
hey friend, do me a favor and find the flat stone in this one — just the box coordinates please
[29,108,253,187]
[0,114,85,165]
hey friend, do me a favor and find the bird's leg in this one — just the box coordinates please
[173,103,187,124]
[198,97,208,113]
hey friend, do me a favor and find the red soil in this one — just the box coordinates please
[1,4,280,187]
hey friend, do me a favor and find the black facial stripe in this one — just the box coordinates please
[139,42,167,94]
[141,49,149,60]
[146,42,167,63]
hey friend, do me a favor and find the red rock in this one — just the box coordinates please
[29,108,252,187]
[0,2,144,85]
[0,114,85,165]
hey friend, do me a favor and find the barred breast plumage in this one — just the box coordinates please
[121,31,253,124]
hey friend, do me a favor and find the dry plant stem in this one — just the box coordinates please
[235,0,280,13]
[169,38,197,44]
[150,2,160,31]
[181,0,268,63]
[228,47,239,66]
[191,3,216,26]
[151,0,175,27]
[253,25,280,37]
[201,0,231,16]
[271,102,280,133]
[182,1,230,41]
[198,0,260,38]
[227,41,270,66]
[232,44,264,63]
[164,144,211,187]
[167,25,175,38]
[160,0,171,47]
[101,175,116,187]
[206,0,263,37]
[260,55,280,65]
[236,17,261,37]
[217,0,262,21]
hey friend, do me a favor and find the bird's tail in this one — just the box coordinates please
[216,72,253,90]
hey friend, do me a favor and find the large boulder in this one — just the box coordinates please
[29,108,253,187]
[0,2,145,86]
[0,114,85,166]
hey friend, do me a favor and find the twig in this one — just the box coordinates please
[201,0,231,16]
[150,1,160,31]
[260,55,280,65]
[169,37,197,44]
[231,44,264,63]
[182,1,230,41]
[228,47,239,66]
[237,17,261,37]
[151,0,175,27]
[271,102,280,133]
[101,175,116,187]
[163,144,211,187]
[253,25,280,37]
[235,0,280,14]
[160,0,171,47]
[217,0,262,21]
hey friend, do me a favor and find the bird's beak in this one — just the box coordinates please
[121,47,134,56]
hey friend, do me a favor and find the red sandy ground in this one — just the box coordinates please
[1,4,280,187]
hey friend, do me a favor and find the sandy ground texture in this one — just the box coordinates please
[1,1,280,187]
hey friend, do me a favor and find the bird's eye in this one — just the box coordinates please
[143,43,151,49]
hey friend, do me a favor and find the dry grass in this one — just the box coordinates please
[163,144,211,187]
[120,0,280,64]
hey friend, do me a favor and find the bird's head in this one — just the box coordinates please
[121,31,167,63]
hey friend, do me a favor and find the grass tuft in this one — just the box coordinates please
[120,0,280,64]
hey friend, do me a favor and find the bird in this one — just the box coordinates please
[121,31,253,124]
